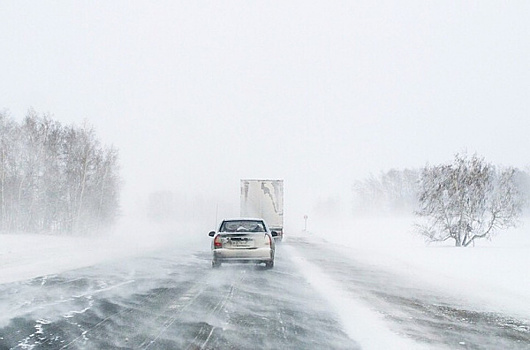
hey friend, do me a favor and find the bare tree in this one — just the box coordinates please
[0,110,120,235]
[416,153,522,247]
[352,168,420,215]
[0,111,21,230]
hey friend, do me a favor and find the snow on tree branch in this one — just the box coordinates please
[415,153,523,247]
[0,110,120,235]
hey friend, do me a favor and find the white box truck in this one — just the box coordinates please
[240,179,284,240]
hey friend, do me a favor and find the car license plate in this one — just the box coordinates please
[231,239,252,247]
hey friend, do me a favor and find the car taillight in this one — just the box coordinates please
[265,234,272,246]
[214,235,222,248]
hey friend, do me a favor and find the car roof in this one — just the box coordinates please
[221,217,266,222]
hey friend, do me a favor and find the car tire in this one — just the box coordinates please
[212,260,221,268]
[265,260,274,269]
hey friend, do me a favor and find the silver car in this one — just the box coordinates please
[208,218,278,268]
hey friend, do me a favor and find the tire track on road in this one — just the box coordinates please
[142,270,244,349]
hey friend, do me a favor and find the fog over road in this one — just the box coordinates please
[0,235,528,350]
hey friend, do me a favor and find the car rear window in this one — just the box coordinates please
[220,220,265,232]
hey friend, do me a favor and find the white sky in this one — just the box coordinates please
[2,1,530,216]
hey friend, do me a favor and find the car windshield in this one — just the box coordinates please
[220,220,265,232]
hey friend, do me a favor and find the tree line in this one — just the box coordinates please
[353,154,530,246]
[0,110,120,234]
[352,168,420,215]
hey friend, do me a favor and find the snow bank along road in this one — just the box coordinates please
[0,235,528,349]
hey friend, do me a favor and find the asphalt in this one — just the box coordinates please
[0,236,528,350]
[0,241,358,350]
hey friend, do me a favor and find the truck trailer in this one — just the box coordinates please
[240,179,284,240]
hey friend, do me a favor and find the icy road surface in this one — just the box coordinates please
[0,235,529,350]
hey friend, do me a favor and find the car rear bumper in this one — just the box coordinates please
[213,247,274,262]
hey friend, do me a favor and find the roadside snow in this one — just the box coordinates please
[0,218,203,285]
[303,216,530,320]
[287,245,429,350]
[1,214,528,348]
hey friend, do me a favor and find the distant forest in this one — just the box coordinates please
[0,110,120,234]
[352,166,530,216]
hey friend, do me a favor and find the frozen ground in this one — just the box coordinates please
[302,215,530,320]
[0,220,208,285]
[1,215,528,317]
[0,215,528,349]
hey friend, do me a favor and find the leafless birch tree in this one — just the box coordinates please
[0,110,120,234]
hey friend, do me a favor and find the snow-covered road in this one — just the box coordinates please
[0,239,357,349]
[287,236,530,349]
[1,229,529,349]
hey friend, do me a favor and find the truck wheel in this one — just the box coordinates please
[265,260,274,269]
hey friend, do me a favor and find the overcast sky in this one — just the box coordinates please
[2,1,530,218]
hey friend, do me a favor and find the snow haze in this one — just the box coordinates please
[1,216,528,348]
[2,4,530,348]
[2,2,530,219]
